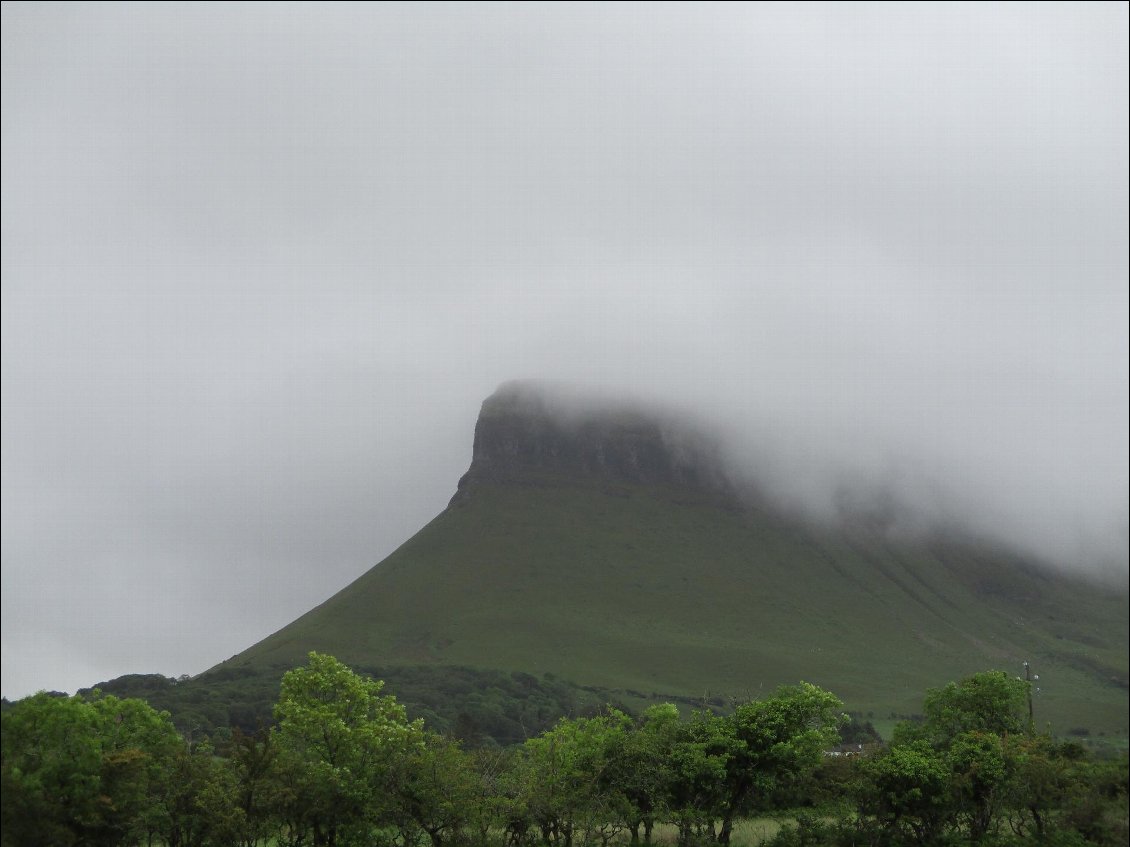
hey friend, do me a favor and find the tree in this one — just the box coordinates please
[605,703,682,845]
[910,670,1029,748]
[149,740,248,847]
[271,652,423,847]
[513,710,634,847]
[2,692,103,847]
[856,740,950,843]
[88,694,184,845]
[663,710,735,847]
[857,670,1045,845]
[391,732,481,847]
[1,690,181,847]
[947,730,1010,840]
[715,682,844,845]
[226,728,279,847]
[465,746,518,847]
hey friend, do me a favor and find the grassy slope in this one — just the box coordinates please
[217,479,1129,737]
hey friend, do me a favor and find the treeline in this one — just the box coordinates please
[2,654,1126,847]
[74,664,647,746]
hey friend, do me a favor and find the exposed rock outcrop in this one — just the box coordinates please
[450,381,734,505]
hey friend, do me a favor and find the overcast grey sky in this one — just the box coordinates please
[2,2,1127,699]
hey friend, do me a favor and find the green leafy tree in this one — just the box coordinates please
[856,740,951,843]
[88,694,184,845]
[999,733,1076,840]
[715,682,845,845]
[857,670,1045,844]
[664,710,735,847]
[391,731,480,847]
[948,730,1009,840]
[148,740,251,847]
[902,670,1029,748]
[226,728,279,847]
[1058,752,1129,846]
[271,652,423,847]
[513,710,633,847]
[2,692,103,846]
[605,704,682,845]
[1,691,181,847]
[465,747,518,847]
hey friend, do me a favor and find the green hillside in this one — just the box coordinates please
[211,384,1129,738]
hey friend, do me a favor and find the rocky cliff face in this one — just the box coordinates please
[450,381,734,504]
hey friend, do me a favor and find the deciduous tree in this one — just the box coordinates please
[716,682,844,845]
[271,652,423,847]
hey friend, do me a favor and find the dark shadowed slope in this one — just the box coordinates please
[212,382,1129,735]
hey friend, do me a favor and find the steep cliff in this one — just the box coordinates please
[450,381,733,503]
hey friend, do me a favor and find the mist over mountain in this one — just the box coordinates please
[458,380,1128,588]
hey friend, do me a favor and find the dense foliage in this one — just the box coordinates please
[75,664,649,747]
[3,660,1126,847]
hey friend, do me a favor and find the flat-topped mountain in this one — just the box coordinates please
[209,382,1129,736]
[450,381,734,502]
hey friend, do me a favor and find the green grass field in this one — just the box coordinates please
[648,818,787,846]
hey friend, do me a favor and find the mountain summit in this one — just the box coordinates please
[214,382,1129,735]
[451,381,733,504]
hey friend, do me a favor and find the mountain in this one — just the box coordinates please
[208,381,1129,737]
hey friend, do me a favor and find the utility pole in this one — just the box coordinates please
[1023,661,1036,732]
